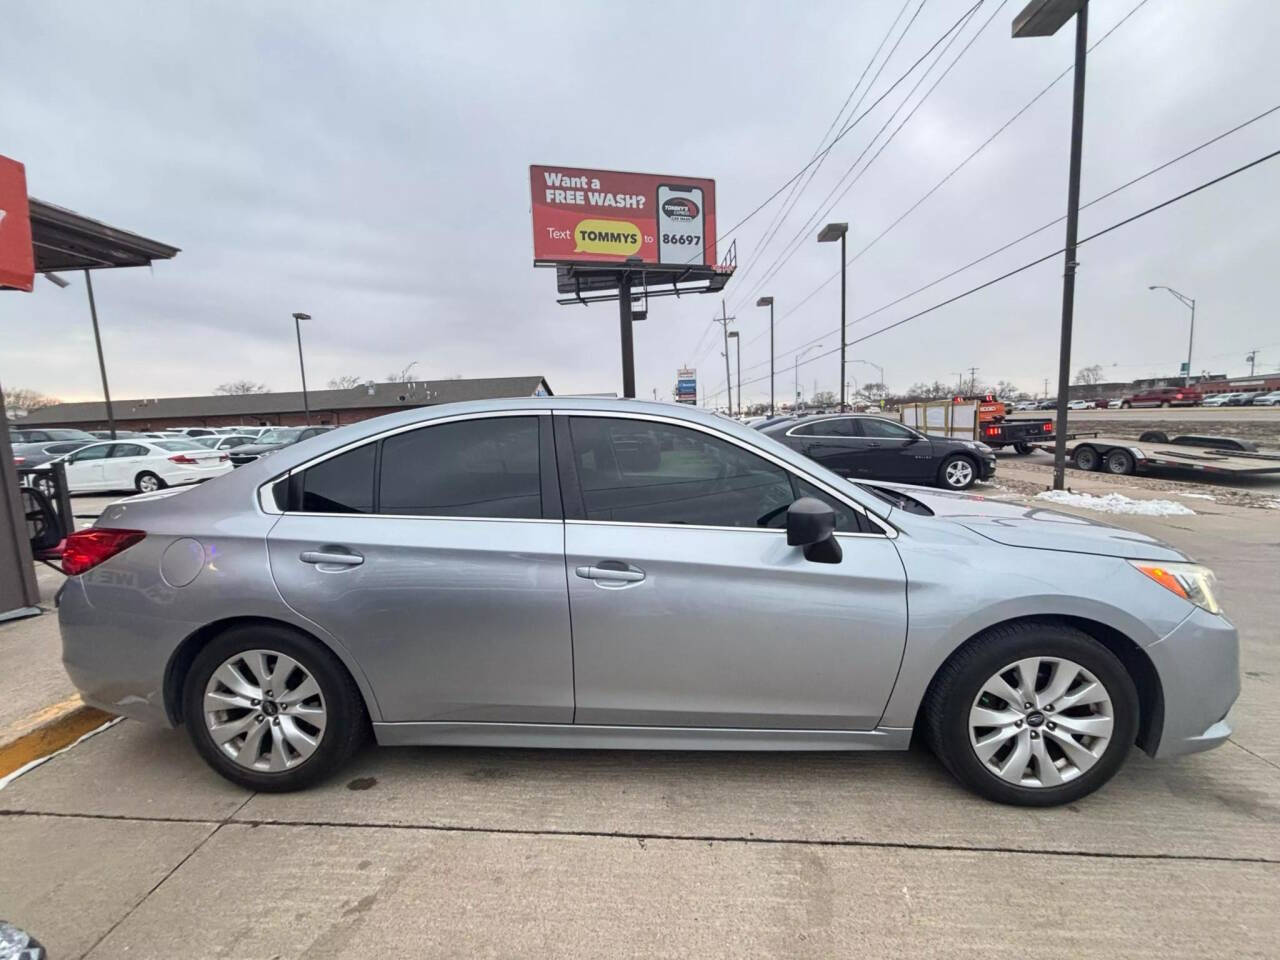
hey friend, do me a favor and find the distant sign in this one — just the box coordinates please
[530,165,717,268]
[675,367,697,405]
[0,155,34,292]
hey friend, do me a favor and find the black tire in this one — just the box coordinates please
[1160,401,1170,408]
[1105,449,1135,475]
[183,624,366,792]
[1071,445,1099,471]
[1120,401,1131,409]
[937,453,978,490]
[922,621,1138,806]
[1013,442,1033,455]
[1138,431,1168,444]
[135,471,166,494]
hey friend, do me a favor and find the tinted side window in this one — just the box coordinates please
[379,417,541,519]
[793,478,872,534]
[301,444,375,514]
[71,444,112,461]
[568,417,794,528]
[111,444,149,457]
[857,419,916,440]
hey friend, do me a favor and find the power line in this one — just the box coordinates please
[731,101,1280,380]
[731,0,921,292]
[702,147,1280,401]
[739,0,1152,351]
[735,0,999,313]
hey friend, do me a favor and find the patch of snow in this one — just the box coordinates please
[1034,490,1196,516]
[1177,493,1217,501]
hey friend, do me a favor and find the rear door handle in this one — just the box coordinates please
[575,564,645,583]
[300,550,364,567]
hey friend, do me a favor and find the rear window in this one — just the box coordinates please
[301,444,375,514]
[154,440,204,451]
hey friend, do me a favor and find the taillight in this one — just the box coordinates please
[219,454,229,461]
[12,456,24,465]
[62,528,145,576]
[985,426,1000,437]
[169,454,198,464]
[1043,423,1053,431]
[1174,393,1183,400]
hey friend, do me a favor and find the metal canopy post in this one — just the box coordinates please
[619,273,635,398]
[82,269,117,440]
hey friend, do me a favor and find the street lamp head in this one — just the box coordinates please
[1011,0,1086,37]
[292,312,311,321]
[756,296,773,307]
[817,222,848,243]
[42,272,71,289]
[1147,285,1160,291]
[727,331,739,339]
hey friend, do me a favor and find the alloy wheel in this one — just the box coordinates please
[138,474,160,492]
[944,459,974,488]
[968,656,1114,788]
[203,649,327,772]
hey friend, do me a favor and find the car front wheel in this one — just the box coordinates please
[938,454,977,490]
[923,621,1138,806]
[183,625,366,792]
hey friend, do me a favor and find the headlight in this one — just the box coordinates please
[1129,561,1221,615]
[962,441,992,453]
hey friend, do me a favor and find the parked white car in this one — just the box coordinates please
[53,438,233,493]
[1202,393,1238,407]
[192,434,259,451]
[1253,390,1280,406]
[1066,400,1094,410]
[1106,399,1125,409]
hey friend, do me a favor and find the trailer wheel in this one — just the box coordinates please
[1072,445,1100,471]
[1013,442,1033,455]
[1105,449,1135,475]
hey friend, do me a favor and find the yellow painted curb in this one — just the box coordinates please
[0,696,115,779]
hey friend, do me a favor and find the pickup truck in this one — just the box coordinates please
[971,397,1055,454]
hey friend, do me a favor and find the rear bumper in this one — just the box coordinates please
[1147,607,1240,759]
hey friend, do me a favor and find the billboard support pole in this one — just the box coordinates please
[619,273,635,398]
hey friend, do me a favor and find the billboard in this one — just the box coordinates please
[0,155,34,292]
[675,367,697,405]
[531,165,717,268]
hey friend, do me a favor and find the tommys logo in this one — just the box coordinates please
[662,197,699,221]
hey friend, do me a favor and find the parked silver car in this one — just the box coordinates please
[57,398,1238,805]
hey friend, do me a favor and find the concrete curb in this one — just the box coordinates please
[0,695,114,779]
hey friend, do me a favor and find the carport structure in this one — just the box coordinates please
[1,178,179,619]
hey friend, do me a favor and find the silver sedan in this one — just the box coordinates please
[57,398,1238,805]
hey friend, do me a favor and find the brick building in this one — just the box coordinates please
[17,376,553,431]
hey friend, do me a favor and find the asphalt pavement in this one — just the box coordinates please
[0,482,1277,958]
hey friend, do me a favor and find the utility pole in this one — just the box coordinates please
[714,300,735,415]
[1043,377,1049,399]
[967,367,980,395]
[1246,349,1258,377]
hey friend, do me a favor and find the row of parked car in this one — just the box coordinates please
[8,424,333,494]
[1009,386,1280,410]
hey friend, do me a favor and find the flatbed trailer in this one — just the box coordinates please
[1035,434,1280,477]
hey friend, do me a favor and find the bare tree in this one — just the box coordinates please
[1073,364,1104,386]
[2,386,60,412]
[996,379,1020,398]
[811,390,839,407]
[326,375,362,390]
[214,380,270,395]
[386,362,419,383]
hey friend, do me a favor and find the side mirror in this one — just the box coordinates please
[786,497,843,564]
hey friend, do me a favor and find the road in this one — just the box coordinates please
[1,485,1277,958]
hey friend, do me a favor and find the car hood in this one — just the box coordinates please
[868,483,1185,561]
[230,442,287,455]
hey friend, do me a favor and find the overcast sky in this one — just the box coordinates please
[3,0,1278,408]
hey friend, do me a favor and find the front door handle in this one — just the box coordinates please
[575,564,645,583]
[300,550,364,567]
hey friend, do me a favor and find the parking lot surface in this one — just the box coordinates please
[1,485,1277,958]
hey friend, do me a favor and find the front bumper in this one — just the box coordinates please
[1146,607,1240,759]
[978,455,997,480]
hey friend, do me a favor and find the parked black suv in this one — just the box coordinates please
[760,414,996,490]
[228,425,333,466]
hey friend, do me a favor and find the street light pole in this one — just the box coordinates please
[728,331,741,418]
[1013,0,1090,492]
[82,270,117,440]
[1148,285,1196,386]
[818,223,850,412]
[292,312,312,425]
[757,296,775,415]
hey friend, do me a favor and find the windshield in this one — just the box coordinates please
[257,428,302,444]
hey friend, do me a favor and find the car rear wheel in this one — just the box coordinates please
[135,471,165,493]
[923,621,1137,805]
[1120,401,1131,409]
[183,625,366,792]
[937,454,977,490]
[1071,445,1099,471]
[1105,449,1135,475]
[1013,442,1033,455]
